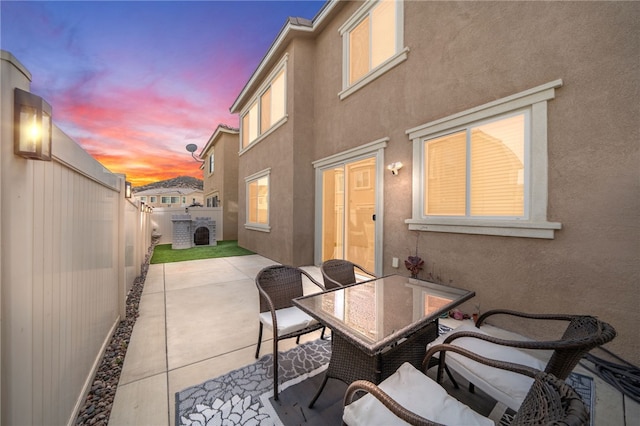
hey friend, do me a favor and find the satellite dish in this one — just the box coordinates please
[185,143,198,153]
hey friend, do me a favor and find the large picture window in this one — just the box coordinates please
[241,64,286,150]
[406,80,563,239]
[340,0,407,99]
[425,112,526,218]
[245,169,271,231]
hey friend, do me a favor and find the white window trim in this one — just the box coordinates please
[339,0,407,100]
[239,55,289,155]
[312,138,388,274]
[405,79,564,239]
[244,168,271,232]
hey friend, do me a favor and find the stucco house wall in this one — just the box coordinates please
[201,125,239,241]
[232,1,639,363]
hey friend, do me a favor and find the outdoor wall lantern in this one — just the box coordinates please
[185,143,204,164]
[14,88,52,161]
[387,161,403,175]
[124,181,132,198]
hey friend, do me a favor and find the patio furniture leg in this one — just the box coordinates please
[308,373,329,408]
[445,364,459,389]
[255,323,263,359]
[296,336,301,344]
[273,337,279,400]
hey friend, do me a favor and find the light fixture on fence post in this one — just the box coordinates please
[124,181,132,198]
[14,88,52,161]
[185,143,204,164]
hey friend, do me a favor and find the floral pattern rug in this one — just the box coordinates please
[175,339,331,426]
[175,324,593,425]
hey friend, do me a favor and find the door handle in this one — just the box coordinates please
[372,214,376,221]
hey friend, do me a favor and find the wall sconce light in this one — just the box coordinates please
[124,181,132,198]
[14,88,52,161]
[387,161,403,175]
[185,143,204,164]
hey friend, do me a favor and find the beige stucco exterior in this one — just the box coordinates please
[231,1,639,364]
[200,125,239,241]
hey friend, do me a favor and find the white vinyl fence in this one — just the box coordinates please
[1,50,153,425]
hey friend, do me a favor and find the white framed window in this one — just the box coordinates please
[339,0,407,100]
[405,80,563,239]
[209,151,214,174]
[245,168,271,232]
[150,196,156,203]
[241,57,288,151]
[140,196,147,202]
[161,196,170,204]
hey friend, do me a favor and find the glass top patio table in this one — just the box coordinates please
[294,274,475,355]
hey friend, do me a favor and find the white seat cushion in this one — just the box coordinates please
[259,306,318,336]
[343,362,494,426]
[428,324,547,410]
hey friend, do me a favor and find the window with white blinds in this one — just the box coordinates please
[406,80,564,239]
[339,0,407,99]
[241,65,286,150]
[424,113,526,218]
[245,169,271,231]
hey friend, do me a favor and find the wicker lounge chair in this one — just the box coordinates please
[320,259,375,290]
[255,265,326,400]
[343,344,589,426]
[432,310,616,410]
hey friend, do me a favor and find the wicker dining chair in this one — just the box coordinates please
[320,259,375,290]
[433,310,616,410]
[255,264,326,400]
[343,344,589,426]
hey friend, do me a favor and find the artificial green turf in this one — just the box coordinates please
[150,240,255,264]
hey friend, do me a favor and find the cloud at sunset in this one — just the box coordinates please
[1,1,324,187]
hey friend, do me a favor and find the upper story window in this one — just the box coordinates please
[339,0,407,99]
[241,59,287,151]
[406,80,564,239]
[209,151,215,174]
[245,168,271,232]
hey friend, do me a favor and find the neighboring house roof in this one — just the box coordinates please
[134,187,202,196]
[200,123,239,157]
[229,0,341,114]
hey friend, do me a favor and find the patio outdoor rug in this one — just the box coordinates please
[175,325,594,426]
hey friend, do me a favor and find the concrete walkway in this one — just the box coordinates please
[108,255,638,425]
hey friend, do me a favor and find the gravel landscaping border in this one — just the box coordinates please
[75,241,156,425]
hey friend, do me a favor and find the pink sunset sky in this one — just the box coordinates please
[1,1,324,187]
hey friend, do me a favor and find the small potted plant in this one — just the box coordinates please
[405,232,424,278]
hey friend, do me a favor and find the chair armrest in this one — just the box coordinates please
[442,328,578,351]
[476,309,579,328]
[256,283,279,328]
[344,380,437,426]
[422,343,538,379]
[322,273,343,290]
[300,268,327,291]
[353,263,375,279]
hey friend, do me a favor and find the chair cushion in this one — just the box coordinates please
[259,306,318,336]
[343,362,494,426]
[429,324,547,410]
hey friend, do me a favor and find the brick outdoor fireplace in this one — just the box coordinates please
[171,214,217,250]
